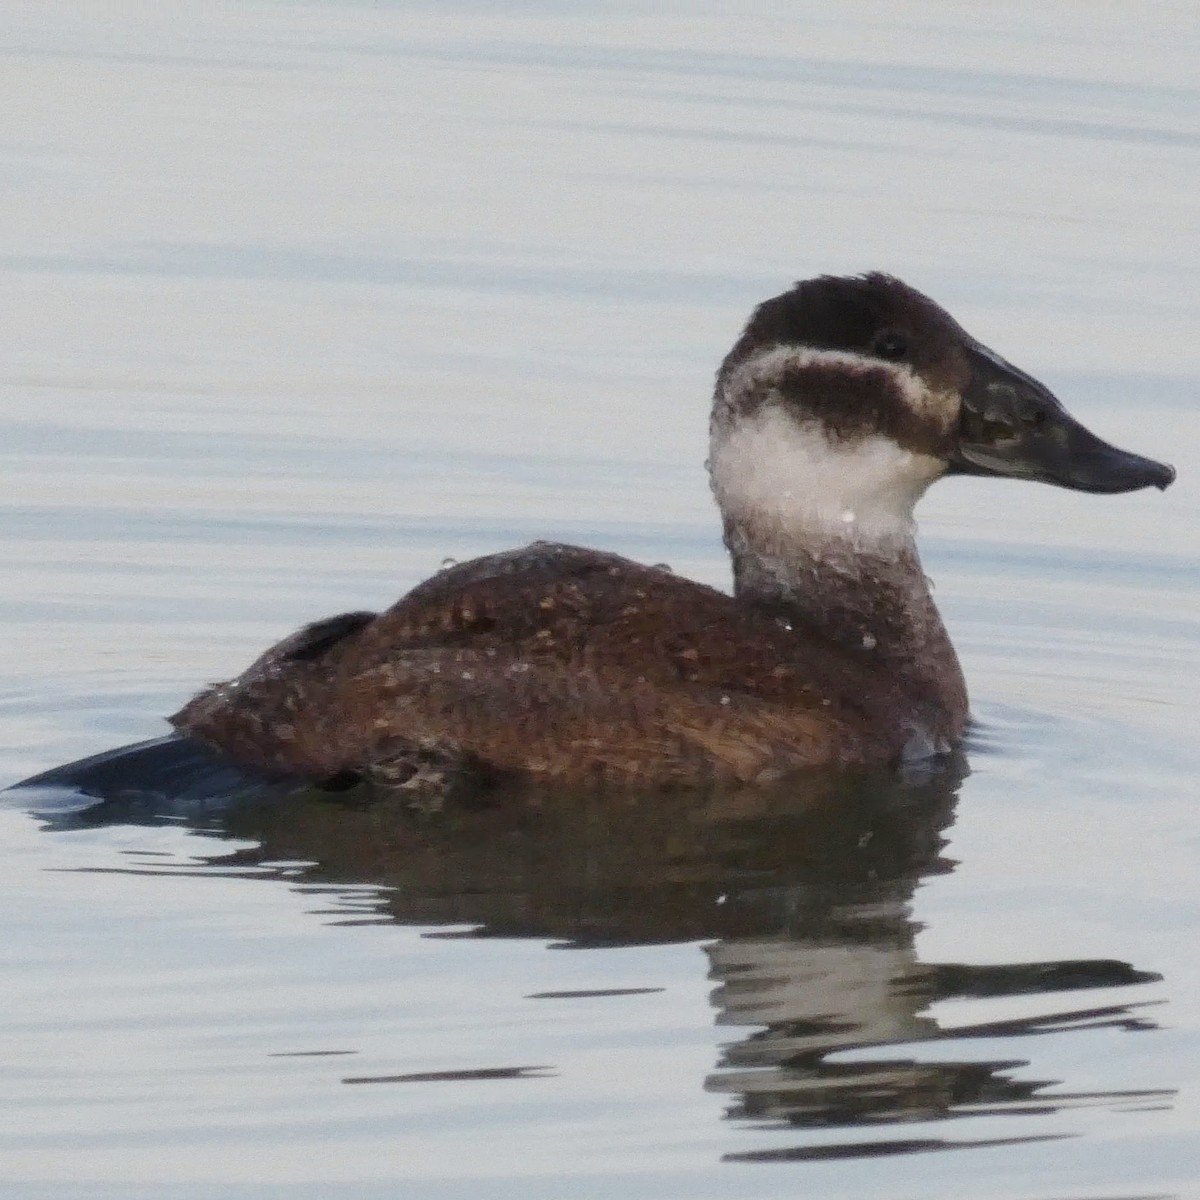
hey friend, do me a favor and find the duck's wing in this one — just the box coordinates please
[369,540,731,664]
[171,543,889,788]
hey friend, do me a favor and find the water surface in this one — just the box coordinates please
[2,3,1198,1197]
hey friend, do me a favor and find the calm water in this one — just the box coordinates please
[2,4,1199,1197]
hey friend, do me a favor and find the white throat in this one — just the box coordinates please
[709,404,944,554]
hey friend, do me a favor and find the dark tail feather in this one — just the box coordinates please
[9,733,278,808]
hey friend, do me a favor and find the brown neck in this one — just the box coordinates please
[725,519,969,730]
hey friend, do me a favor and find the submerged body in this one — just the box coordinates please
[17,273,1174,796]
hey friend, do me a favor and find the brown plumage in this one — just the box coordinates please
[173,543,944,789]
[21,273,1171,799]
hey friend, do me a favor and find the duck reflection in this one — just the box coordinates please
[30,757,1168,1154]
[706,907,1161,1158]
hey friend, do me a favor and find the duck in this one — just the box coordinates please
[15,273,1175,798]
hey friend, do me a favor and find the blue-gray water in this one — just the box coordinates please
[2,4,1199,1197]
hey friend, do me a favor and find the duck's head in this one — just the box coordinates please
[709,273,1175,550]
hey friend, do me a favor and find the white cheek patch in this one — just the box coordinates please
[710,405,945,549]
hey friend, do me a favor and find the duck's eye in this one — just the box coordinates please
[873,332,909,360]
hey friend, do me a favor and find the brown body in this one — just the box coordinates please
[75,273,1165,799]
[173,541,967,789]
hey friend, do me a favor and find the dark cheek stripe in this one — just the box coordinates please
[726,358,950,458]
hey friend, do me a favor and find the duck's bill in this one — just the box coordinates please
[949,343,1176,494]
